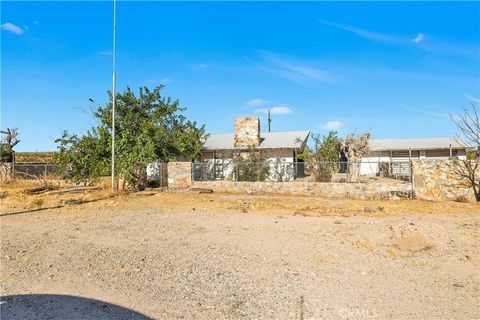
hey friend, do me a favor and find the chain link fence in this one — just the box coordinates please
[13,162,59,179]
[192,160,412,183]
[0,162,60,179]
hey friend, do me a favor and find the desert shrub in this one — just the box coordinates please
[454,195,469,203]
[234,161,269,182]
[298,131,342,182]
[31,198,44,209]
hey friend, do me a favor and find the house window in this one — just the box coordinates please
[391,150,419,159]
[425,149,454,158]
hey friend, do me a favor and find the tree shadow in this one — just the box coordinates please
[0,294,152,320]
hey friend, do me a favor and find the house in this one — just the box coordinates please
[199,118,470,181]
[360,137,469,177]
[198,117,310,181]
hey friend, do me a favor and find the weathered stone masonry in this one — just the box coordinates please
[166,159,478,201]
[412,159,476,201]
[234,117,260,148]
[192,180,412,200]
[167,162,192,189]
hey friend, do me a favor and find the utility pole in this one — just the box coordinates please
[111,0,116,193]
[268,109,271,132]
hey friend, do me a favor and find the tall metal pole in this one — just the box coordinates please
[111,0,116,193]
[268,109,271,132]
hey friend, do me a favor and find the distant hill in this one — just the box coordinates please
[14,152,56,163]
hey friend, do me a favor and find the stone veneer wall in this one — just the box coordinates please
[234,117,260,148]
[0,163,13,179]
[412,159,476,201]
[165,160,478,201]
[193,180,412,200]
[167,162,192,189]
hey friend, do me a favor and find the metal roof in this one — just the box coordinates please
[203,131,310,150]
[369,137,468,151]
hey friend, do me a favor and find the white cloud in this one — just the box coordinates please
[245,98,270,107]
[193,63,207,70]
[270,106,293,114]
[399,104,448,118]
[412,33,425,44]
[322,120,343,130]
[260,51,339,84]
[1,22,24,35]
[319,19,478,60]
[464,93,480,103]
[145,78,172,85]
[255,105,293,115]
[318,19,398,44]
[159,78,172,84]
[33,20,40,26]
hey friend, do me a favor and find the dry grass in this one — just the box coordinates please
[384,246,400,258]
[351,239,377,251]
[30,198,45,209]
[0,178,115,213]
[1,180,480,216]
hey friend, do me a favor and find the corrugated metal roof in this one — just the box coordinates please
[203,131,310,150]
[369,137,467,151]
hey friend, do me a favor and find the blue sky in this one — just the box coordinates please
[2,1,479,151]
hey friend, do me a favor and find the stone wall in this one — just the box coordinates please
[412,159,477,201]
[166,159,478,201]
[234,117,260,148]
[193,180,412,200]
[0,163,13,179]
[167,162,192,189]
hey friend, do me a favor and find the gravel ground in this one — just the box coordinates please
[1,193,479,319]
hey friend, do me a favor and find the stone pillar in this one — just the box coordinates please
[0,163,13,180]
[411,159,476,201]
[167,162,192,189]
[234,117,261,148]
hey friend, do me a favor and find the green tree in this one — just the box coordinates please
[298,131,342,182]
[54,86,207,189]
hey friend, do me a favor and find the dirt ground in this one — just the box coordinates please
[1,181,479,319]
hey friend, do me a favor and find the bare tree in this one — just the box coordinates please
[342,133,370,182]
[450,103,480,201]
[450,103,480,148]
[1,128,20,162]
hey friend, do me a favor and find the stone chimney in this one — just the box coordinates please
[234,117,261,148]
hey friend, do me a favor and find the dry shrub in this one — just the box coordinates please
[385,246,397,258]
[1,177,32,189]
[38,172,61,189]
[31,198,44,209]
[454,195,469,203]
[351,239,376,251]
[363,206,385,215]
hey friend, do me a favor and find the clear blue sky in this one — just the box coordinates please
[2,1,479,151]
